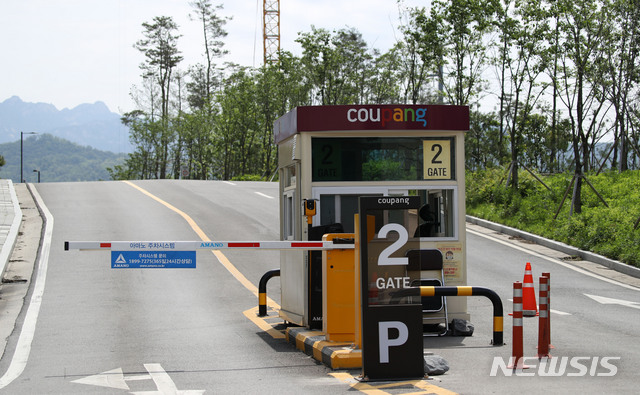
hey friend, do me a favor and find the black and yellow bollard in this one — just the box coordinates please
[258,269,280,316]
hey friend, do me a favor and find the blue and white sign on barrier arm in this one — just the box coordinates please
[111,250,196,269]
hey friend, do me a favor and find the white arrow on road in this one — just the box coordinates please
[72,367,140,390]
[72,364,205,394]
[584,294,640,310]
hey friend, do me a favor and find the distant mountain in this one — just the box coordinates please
[0,96,132,153]
[0,133,126,183]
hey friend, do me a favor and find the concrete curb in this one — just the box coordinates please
[466,215,640,279]
[286,327,361,369]
[0,181,22,280]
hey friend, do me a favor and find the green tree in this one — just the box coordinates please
[296,27,373,105]
[189,0,230,105]
[120,110,161,179]
[600,0,640,171]
[0,155,5,169]
[254,65,285,178]
[178,107,217,180]
[213,66,260,179]
[274,51,313,110]
[296,27,335,105]
[519,112,571,172]
[332,28,374,104]
[134,16,183,179]
[431,0,499,106]
[466,110,503,170]
[399,6,443,104]
[554,0,609,214]
[495,0,550,188]
[367,47,403,104]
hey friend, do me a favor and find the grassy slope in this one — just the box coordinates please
[466,169,640,267]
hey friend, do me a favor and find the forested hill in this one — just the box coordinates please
[0,96,131,153]
[0,134,125,182]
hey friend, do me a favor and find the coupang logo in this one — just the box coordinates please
[346,106,428,128]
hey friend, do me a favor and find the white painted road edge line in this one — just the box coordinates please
[254,192,274,199]
[467,227,640,292]
[0,184,54,389]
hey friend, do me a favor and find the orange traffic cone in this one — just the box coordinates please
[522,262,538,317]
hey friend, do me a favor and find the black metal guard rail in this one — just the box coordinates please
[258,269,280,316]
[392,286,504,346]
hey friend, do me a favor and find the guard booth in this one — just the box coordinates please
[274,105,470,330]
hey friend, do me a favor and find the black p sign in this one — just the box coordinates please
[359,196,424,380]
[379,321,408,363]
[365,305,423,379]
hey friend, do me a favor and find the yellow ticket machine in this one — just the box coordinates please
[274,105,470,328]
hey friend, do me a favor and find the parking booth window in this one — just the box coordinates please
[311,137,457,238]
[313,187,457,239]
[312,137,455,182]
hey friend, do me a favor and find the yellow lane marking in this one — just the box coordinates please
[242,307,285,339]
[122,181,280,310]
[330,372,458,395]
[412,379,460,395]
[329,373,387,395]
[123,181,208,240]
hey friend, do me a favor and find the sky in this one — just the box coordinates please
[0,0,424,115]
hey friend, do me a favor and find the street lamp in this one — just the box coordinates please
[33,169,40,183]
[21,131,38,183]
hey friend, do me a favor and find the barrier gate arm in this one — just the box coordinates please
[64,240,355,251]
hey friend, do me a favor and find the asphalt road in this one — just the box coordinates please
[425,223,640,393]
[0,180,638,394]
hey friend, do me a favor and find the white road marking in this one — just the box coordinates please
[0,185,53,389]
[73,364,205,394]
[255,192,274,199]
[467,227,640,292]
[584,293,640,310]
[132,363,205,395]
[550,309,572,316]
[72,367,133,390]
[222,181,236,186]
[507,299,571,315]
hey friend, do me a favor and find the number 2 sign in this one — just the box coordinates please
[423,139,453,180]
[377,223,409,266]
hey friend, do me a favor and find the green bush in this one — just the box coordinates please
[230,174,267,181]
[466,168,640,268]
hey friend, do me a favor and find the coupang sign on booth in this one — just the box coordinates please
[273,105,469,143]
[293,105,469,132]
[347,106,428,128]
